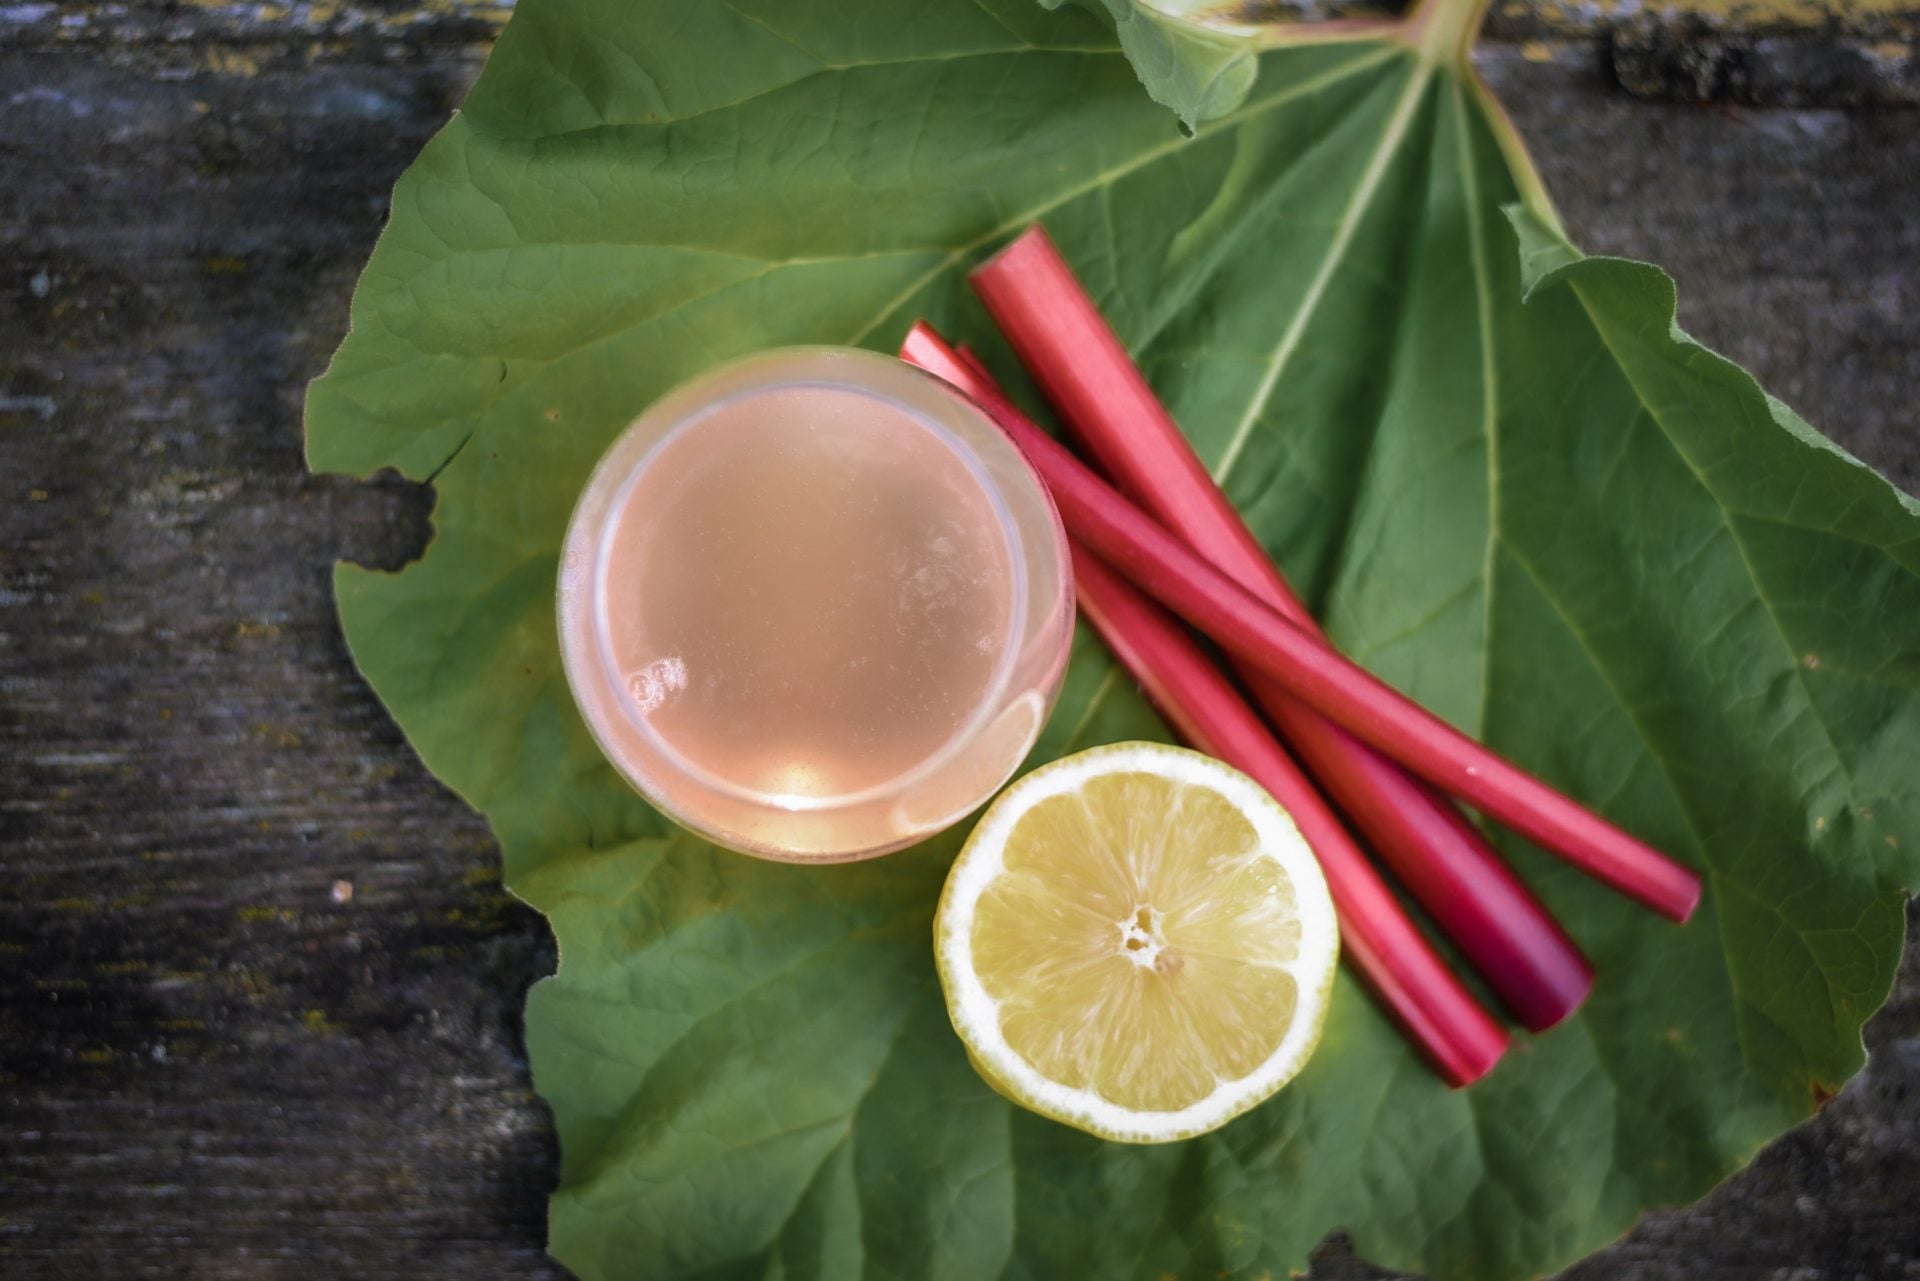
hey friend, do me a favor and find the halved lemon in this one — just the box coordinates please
[935,742,1339,1143]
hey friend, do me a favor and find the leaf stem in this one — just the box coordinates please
[1466,69,1571,241]
[1403,0,1494,68]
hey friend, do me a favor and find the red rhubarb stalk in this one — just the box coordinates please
[969,227,1591,1031]
[1073,546,1508,1085]
[951,353,1508,1078]
[903,322,1702,923]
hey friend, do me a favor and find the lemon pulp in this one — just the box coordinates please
[936,743,1338,1143]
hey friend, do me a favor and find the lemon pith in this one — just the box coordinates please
[935,742,1339,1144]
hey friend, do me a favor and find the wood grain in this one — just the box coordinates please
[1,12,1914,1280]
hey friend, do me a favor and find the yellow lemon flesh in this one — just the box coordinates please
[935,742,1339,1143]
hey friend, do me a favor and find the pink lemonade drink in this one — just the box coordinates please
[559,348,1074,862]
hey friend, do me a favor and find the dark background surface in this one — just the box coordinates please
[2,4,1916,1278]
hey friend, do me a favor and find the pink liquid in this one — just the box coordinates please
[560,350,1073,861]
[606,385,1014,802]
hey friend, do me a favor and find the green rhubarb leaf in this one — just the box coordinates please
[1056,0,1405,129]
[1050,0,1261,129]
[305,0,1920,1276]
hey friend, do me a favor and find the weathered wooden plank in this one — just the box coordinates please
[2,0,1918,103]
[0,37,569,1280]
[0,21,1914,1281]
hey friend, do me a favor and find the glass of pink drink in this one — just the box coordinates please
[559,348,1075,862]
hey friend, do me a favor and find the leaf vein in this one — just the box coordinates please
[1211,56,1433,483]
